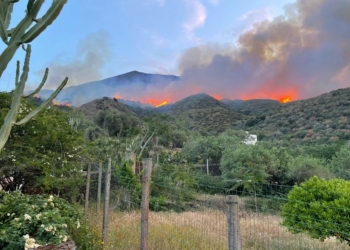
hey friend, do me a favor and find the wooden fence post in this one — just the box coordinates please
[84,165,91,214]
[97,162,102,213]
[140,158,153,250]
[102,158,112,246]
[125,152,136,174]
[226,195,241,250]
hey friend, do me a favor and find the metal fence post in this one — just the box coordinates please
[140,158,153,250]
[102,158,112,246]
[226,195,241,250]
[84,165,91,214]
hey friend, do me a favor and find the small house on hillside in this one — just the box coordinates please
[243,132,258,145]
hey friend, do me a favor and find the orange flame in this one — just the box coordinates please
[280,97,291,103]
[148,99,168,107]
[52,100,71,107]
[156,101,168,108]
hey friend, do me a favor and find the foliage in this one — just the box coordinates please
[0,191,100,250]
[286,156,333,185]
[115,159,142,209]
[329,146,350,180]
[182,135,222,164]
[0,0,68,152]
[282,177,350,245]
[220,143,273,191]
[196,174,230,195]
[0,96,87,200]
[94,110,139,137]
[127,113,170,160]
[151,163,198,211]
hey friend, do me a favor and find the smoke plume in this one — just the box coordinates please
[174,0,350,101]
[37,30,112,89]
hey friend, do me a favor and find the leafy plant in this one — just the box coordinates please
[0,191,101,250]
[282,177,350,245]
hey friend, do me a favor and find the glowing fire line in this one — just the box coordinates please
[280,97,291,103]
[156,101,167,108]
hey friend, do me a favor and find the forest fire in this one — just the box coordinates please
[156,101,168,108]
[148,99,168,107]
[280,97,291,103]
[52,100,71,107]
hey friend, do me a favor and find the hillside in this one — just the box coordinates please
[245,88,350,143]
[168,93,247,134]
[77,97,139,120]
[222,99,281,116]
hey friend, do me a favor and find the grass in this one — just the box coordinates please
[86,197,350,250]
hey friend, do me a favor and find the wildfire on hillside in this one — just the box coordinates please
[280,97,291,103]
[156,101,168,108]
[52,100,71,107]
[148,99,168,107]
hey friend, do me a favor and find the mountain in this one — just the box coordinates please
[31,71,179,107]
[168,93,247,134]
[244,88,350,143]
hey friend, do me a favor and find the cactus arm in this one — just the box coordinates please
[0,19,8,44]
[15,60,19,87]
[0,43,30,151]
[0,1,15,44]
[26,0,35,15]
[21,0,67,43]
[9,0,44,44]
[4,2,15,29]
[0,75,24,151]
[0,44,17,77]
[23,68,48,98]
[16,77,68,125]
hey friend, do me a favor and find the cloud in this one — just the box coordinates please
[172,0,350,102]
[183,0,207,41]
[37,30,112,89]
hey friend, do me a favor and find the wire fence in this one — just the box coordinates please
[83,158,350,250]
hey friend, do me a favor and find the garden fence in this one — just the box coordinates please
[83,159,350,250]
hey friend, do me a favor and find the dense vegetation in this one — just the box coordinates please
[2,86,350,247]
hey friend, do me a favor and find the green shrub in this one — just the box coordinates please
[0,191,101,250]
[115,160,142,210]
[282,177,350,245]
[196,174,230,195]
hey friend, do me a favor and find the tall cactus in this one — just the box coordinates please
[0,0,68,77]
[0,0,68,152]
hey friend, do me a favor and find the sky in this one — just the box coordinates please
[1,0,350,105]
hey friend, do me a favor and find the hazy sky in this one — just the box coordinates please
[0,0,293,92]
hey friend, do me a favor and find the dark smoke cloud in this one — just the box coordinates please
[174,0,350,101]
[37,30,112,89]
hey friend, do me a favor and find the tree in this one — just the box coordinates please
[126,113,169,160]
[0,0,68,152]
[282,177,350,245]
[0,94,87,200]
[286,155,333,185]
[329,146,350,180]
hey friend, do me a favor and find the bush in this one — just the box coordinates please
[286,156,333,184]
[282,177,350,245]
[196,174,230,195]
[0,191,101,250]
